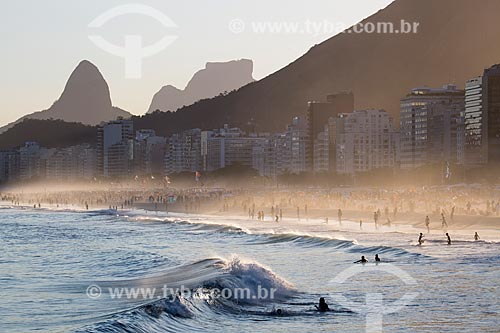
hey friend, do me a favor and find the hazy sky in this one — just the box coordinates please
[1,0,394,126]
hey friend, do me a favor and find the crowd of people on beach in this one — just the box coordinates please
[1,186,499,235]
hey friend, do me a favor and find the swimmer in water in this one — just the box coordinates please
[315,297,329,312]
[354,256,368,263]
[375,254,381,262]
[446,233,451,245]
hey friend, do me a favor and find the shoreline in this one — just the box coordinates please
[132,202,500,232]
[2,184,499,241]
[3,200,499,242]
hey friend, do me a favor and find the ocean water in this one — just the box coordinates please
[0,206,499,333]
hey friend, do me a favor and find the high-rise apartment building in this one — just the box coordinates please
[165,129,202,174]
[336,110,398,174]
[204,126,266,172]
[400,85,465,169]
[306,92,354,172]
[286,116,308,174]
[45,144,96,180]
[465,64,500,166]
[134,130,167,176]
[97,119,134,178]
[19,142,42,180]
[0,150,20,182]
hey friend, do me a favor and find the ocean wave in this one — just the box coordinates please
[130,215,251,236]
[87,209,120,216]
[104,211,430,258]
[78,256,296,333]
[11,206,434,262]
[13,207,435,260]
[91,256,295,301]
[119,212,357,249]
[252,232,356,249]
[348,244,427,258]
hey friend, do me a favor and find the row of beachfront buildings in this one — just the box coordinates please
[1,64,499,182]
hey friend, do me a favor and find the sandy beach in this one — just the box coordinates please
[2,183,499,240]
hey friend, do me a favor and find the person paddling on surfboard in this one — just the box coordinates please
[354,256,368,263]
[315,297,329,312]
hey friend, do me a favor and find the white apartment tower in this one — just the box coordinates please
[336,109,398,174]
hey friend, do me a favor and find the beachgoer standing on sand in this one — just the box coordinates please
[425,215,430,233]
[441,213,448,229]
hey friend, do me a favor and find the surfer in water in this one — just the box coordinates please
[270,307,284,315]
[474,232,480,241]
[315,297,329,312]
[418,233,424,245]
[446,233,452,245]
[354,256,368,263]
[375,254,381,262]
